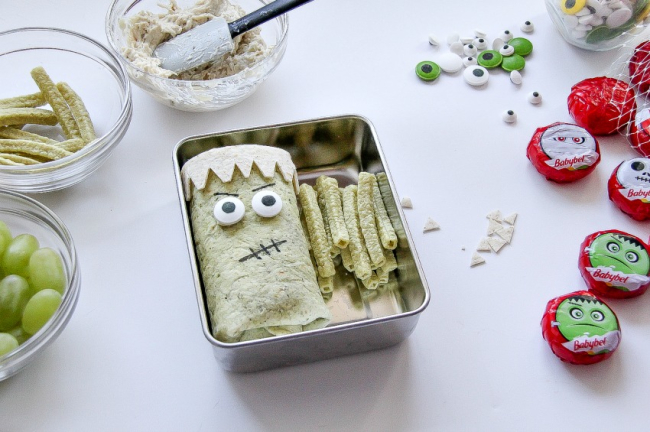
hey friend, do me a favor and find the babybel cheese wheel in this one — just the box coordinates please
[627,107,650,157]
[541,290,621,365]
[607,157,650,221]
[578,229,650,298]
[526,122,600,183]
[567,77,636,136]
[629,40,650,95]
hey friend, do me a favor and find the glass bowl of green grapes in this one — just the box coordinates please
[0,189,80,381]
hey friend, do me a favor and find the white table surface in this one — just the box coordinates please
[2,0,650,430]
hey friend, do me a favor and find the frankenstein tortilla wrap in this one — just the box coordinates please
[181,145,331,342]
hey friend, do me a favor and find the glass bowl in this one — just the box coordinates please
[0,189,80,381]
[105,0,289,112]
[545,0,650,51]
[0,28,132,193]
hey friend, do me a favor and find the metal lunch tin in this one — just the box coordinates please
[173,114,430,372]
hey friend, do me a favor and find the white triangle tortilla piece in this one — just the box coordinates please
[495,225,514,243]
[401,196,413,208]
[470,252,486,267]
[486,210,503,222]
[423,217,440,232]
[504,212,518,225]
[487,236,507,253]
[477,237,492,252]
[487,219,502,235]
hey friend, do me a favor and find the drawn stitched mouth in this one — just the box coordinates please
[635,175,650,184]
[239,239,287,262]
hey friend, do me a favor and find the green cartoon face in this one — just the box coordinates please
[556,296,619,341]
[589,233,650,275]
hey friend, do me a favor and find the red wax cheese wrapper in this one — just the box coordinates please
[607,157,650,221]
[541,290,621,365]
[567,77,636,136]
[579,229,650,298]
[627,107,650,157]
[629,40,650,95]
[526,122,600,183]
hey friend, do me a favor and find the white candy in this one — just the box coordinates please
[474,28,487,38]
[464,65,489,86]
[460,36,474,44]
[447,32,460,45]
[499,44,515,56]
[428,34,440,46]
[502,109,517,123]
[500,30,513,41]
[576,8,592,16]
[450,41,464,56]
[473,37,488,50]
[438,52,463,73]
[610,1,626,9]
[463,56,477,66]
[578,14,594,24]
[528,91,542,104]
[575,24,593,31]
[400,196,413,208]
[606,8,632,27]
[510,70,523,85]
[492,37,505,50]
[589,15,605,26]
[463,44,478,57]
[521,20,534,33]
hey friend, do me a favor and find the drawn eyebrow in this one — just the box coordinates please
[251,182,275,192]
[214,192,239,197]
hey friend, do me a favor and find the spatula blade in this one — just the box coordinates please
[152,17,234,74]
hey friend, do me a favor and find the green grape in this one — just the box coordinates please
[0,332,19,357]
[29,248,66,295]
[7,325,30,344]
[2,234,39,278]
[0,221,11,258]
[21,289,61,335]
[0,274,31,331]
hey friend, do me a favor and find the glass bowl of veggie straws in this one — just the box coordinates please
[0,27,132,193]
[0,189,80,381]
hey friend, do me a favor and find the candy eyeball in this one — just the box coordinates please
[500,30,513,41]
[415,60,441,81]
[521,20,534,33]
[502,110,517,123]
[477,50,503,69]
[214,196,245,226]
[528,91,542,104]
[473,38,488,50]
[499,44,515,56]
[464,65,489,86]
[463,56,477,67]
[510,70,523,85]
[464,44,478,57]
[252,190,283,218]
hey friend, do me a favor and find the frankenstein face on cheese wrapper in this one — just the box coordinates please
[181,145,331,342]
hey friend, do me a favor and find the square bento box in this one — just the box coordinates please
[173,115,430,372]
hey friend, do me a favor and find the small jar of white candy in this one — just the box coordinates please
[545,0,650,51]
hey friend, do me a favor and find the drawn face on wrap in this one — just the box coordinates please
[540,124,597,159]
[616,157,650,188]
[588,233,650,275]
[555,295,619,341]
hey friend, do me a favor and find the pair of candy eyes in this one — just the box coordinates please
[606,242,639,262]
[553,136,586,144]
[569,307,605,322]
[213,191,282,226]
